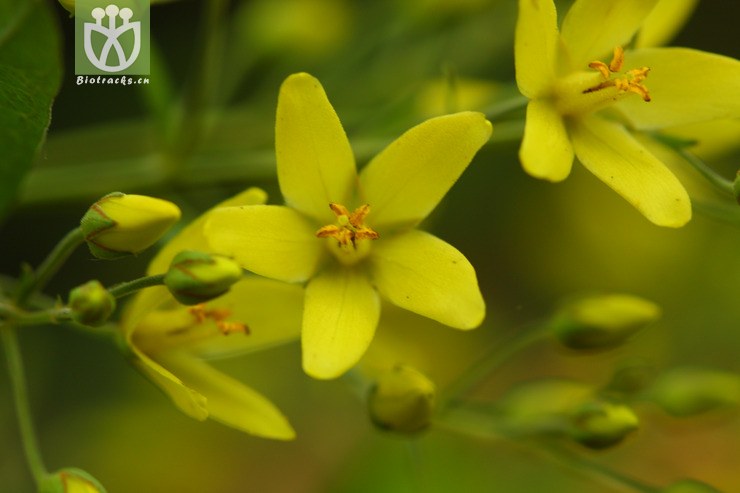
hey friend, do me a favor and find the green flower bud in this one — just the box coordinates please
[569,401,639,449]
[164,251,243,305]
[661,480,722,493]
[368,365,436,435]
[39,468,107,493]
[551,294,660,350]
[648,367,740,417]
[58,0,74,15]
[602,361,655,397]
[68,280,116,327]
[497,379,638,448]
[80,193,181,260]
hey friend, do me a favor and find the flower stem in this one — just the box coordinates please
[482,95,529,121]
[107,274,166,299]
[439,321,549,409]
[15,227,85,307]
[1,326,48,485]
[676,148,734,197]
[0,302,72,326]
[540,443,659,493]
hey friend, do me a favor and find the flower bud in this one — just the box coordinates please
[661,479,722,493]
[68,280,116,327]
[58,0,74,15]
[164,251,243,305]
[602,361,655,397]
[551,294,660,350]
[368,365,436,435]
[647,367,740,417]
[39,468,107,493]
[80,192,181,260]
[569,401,639,449]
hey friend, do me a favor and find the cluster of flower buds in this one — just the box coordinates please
[80,193,180,260]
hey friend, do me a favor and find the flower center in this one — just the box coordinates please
[554,46,651,116]
[583,46,651,102]
[316,203,379,265]
[134,305,248,354]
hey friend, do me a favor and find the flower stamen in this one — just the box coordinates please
[584,46,651,102]
[316,203,379,248]
[187,304,250,335]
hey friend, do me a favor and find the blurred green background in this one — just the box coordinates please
[1,0,739,491]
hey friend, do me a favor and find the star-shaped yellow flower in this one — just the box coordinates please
[122,188,303,440]
[205,73,492,379]
[516,0,740,227]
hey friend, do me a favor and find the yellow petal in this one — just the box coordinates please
[515,0,559,98]
[194,277,304,359]
[560,0,659,68]
[205,205,324,283]
[635,0,699,48]
[132,346,209,421]
[120,285,172,339]
[520,100,574,182]
[302,268,380,379]
[616,48,740,130]
[148,187,268,275]
[359,112,491,231]
[276,72,357,223]
[571,116,691,227]
[156,351,295,440]
[370,230,484,329]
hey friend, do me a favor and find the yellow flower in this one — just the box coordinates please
[515,0,740,227]
[122,188,303,439]
[205,73,491,379]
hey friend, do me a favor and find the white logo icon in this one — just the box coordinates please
[84,4,141,72]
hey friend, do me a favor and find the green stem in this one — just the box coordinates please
[108,274,165,299]
[482,95,529,121]
[0,303,72,326]
[439,322,549,409]
[15,228,85,307]
[676,148,734,197]
[540,443,659,493]
[436,408,657,493]
[168,0,229,164]
[1,326,48,485]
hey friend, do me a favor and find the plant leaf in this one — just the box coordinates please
[0,0,62,220]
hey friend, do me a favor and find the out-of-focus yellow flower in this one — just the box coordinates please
[636,0,699,48]
[236,0,351,57]
[206,73,491,379]
[80,193,181,259]
[122,188,303,439]
[515,0,740,227]
[415,77,502,118]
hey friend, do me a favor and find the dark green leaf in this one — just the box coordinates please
[0,0,62,219]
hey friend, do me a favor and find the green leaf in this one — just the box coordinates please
[0,0,62,220]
